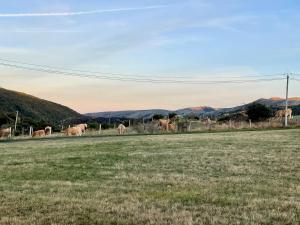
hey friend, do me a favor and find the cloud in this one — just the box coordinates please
[0,28,83,33]
[0,5,167,17]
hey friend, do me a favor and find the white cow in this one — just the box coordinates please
[117,124,126,135]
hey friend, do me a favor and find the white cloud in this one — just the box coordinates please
[0,28,82,33]
[0,5,167,17]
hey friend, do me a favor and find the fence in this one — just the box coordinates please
[1,116,300,140]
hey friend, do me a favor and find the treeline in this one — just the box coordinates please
[218,104,300,122]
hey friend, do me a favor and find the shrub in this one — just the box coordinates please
[152,114,164,120]
[87,122,99,129]
[247,103,272,122]
[168,113,177,119]
[132,122,160,134]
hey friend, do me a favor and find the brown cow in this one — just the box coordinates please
[32,130,45,138]
[75,123,88,133]
[117,124,126,135]
[158,119,176,132]
[168,123,176,132]
[66,126,82,136]
[158,119,170,131]
[275,109,292,119]
[0,127,12,138]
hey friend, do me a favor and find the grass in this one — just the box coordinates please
[0,129,299,225]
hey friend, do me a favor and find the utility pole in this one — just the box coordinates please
[285,74,290,127]
[14,110,18,134]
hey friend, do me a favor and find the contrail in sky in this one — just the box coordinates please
[0,5,167,17]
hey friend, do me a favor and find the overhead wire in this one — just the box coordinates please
[0,58,287,79]
[0,58,288,85]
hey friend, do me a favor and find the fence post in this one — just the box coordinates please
[14,111,18,136]
[188,121,192,132]
[29,126,33,136]
[99,124,102,135]
[249,119,252,128]
[143,118,145,131]
[229,119,232,129]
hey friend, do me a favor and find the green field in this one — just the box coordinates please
[0,129,299,225]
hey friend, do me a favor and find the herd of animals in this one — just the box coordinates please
[0,123,126,139]
[0,108,295,139]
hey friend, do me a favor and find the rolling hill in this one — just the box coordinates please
[0,87,81,127]
[1,86,299,130]
[87,97,300,120]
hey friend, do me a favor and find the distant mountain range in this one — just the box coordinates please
[86,97,300,119]
[1,86,299,129]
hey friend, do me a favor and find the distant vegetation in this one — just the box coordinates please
[0,87,80,132]
[1,87,300,135]
[246,103,272,122]
[152,114,164,120]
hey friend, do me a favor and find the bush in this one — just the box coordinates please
[190,115,200,120]
[217,112,248,122]
[132,122,160,134]
[217,115,231,122]
[152,114,164,120]
[247,103,272,122]
[101,124,114,130]
[168,113,177,119]
[291,105,300,116]
[87,122,99,129]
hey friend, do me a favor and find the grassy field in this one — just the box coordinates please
[0,129,299,225]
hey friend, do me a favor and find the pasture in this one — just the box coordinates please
[0,129,299,225]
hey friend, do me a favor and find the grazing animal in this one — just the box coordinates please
[0,127,12,138]
[32,130,45,138]
[76,123,88,133]
[158,119,170,131]
[45,126,52,135]
[158,119,176,132]
[66,126,82,136]
[275,109,292,119]
[117,124,126,135]
[168,123,176,132]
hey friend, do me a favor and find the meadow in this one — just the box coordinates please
[0,129,299,225]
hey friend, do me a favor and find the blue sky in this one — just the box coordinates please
[0,0,299,112]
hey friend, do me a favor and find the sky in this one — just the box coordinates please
[0,0,300,113]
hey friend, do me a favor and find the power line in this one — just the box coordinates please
[0,61,285,84]
[0,57,287,80]
[0,58,288,85]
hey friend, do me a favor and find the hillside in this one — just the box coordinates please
[0,87,80,126]
[86,109,170,119]
[254,97,300,107]
[87,97,300,120]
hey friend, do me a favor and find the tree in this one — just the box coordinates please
[87,122,99,129]
[168,113,177,119]
[246,103,272,122]
[152,114,164,120]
